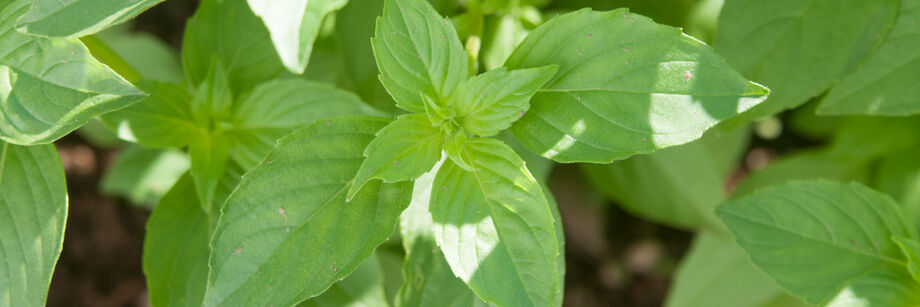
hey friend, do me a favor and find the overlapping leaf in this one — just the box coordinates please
[16,0,165,38]
[450,66,557,137]
[204,116,412,307]
[504,8,768,163]
[247,0,348,74]
[0,0,144,145]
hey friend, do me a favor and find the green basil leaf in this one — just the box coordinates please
[0,0,145,145]
[875,148,920,228]
[247,0,348,74]
[16,0,164,38]
[819,0,920,116]
[581,128,748,231]
[204,116,412,307]
[665,232,802,307]
[0,142,67,307]
[348,113,443,199]
[372,0,469,113]
[730,149,870,199]
[715,0,899,122]
[717,180,917,304]
[101,145,189,206]
[229,79,383,169]
[825,266,920,306]
[189,133,230,214]
[397,160,489,307]
[99,81,196,148]
[430,138,560,307]
[481,15,528,71]
[96,30,185,83]
[335,0,397,111]
[297,254,389,307]
[191,61,234,124]
[182,0,284,95]
[451,66,557,137]
[893,236,920,285]
[504,8,768,163]
[143,174,210,307]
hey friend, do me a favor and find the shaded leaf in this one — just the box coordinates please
[99,81,195,147]
[101,145,189,206]
[893,236,920,284]
[298,255,389,307]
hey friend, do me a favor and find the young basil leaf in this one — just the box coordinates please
[0,0,145,145]
[372,0,469,113]
[190,62,234,126]
[143,174,210,307]
[182,0,284,95]
[204,116,412,307]
[348,113,443,199]
[819,0,920,116]
[450,66,557,137]
[893,236,920,285]
[581,128,749,231]
[189,133,231,214]
[717,180,918,304]
[247,0,348,74]
[298,254,389,307]
[0,142,67,307]
[16,0,164,38]
[715,0,899,122]
[397,160,489,307]
[666,232,803,307]
[504,8,768,163]
[430,138,560,307]
[99,81,196,148]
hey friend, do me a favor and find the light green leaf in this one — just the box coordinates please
[247,0,348,74]
[717,180,916,304]
[581,127,749,231]
[819,0,920,116]
[99,81,196,148]
[0,0,145,145]
[450,66,557,137]
[143,174,210,307]
[665,231,798,307]
[396,159,489,307]
[182,0,284,95]
[430,138,560,307]
[348,113,443,199]
[504,8,768,163]
[191,62,234,124]
[893,236,920,284]
[101,145,189,206]
[16,0,164,38]
[96,29,184,83]
[715,0,899,122]
[204,116,413,307]
[372,0,469,113]
[0,142,67,307]
[229,79,383,169]
[826,266,920,307]
[298,254,388,307]
[189,133,230,214]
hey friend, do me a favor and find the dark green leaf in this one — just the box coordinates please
[0,142,67,307]
[99,81,196,148]
[204,116,412,307]
[504,8,768,163]
[715,0,899,121]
